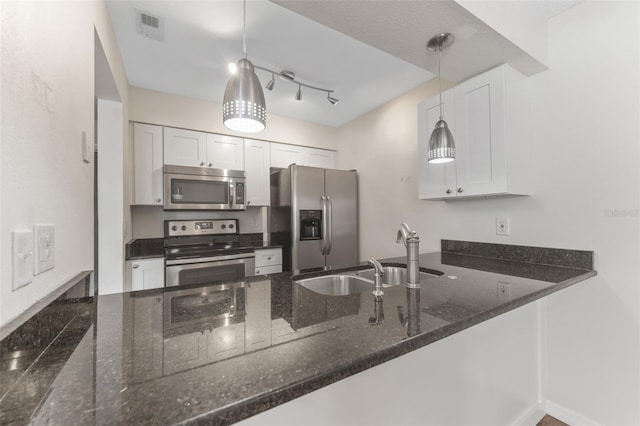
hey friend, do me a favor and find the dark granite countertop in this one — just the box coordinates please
[1,242,595,425]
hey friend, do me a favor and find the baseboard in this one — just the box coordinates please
[545,400,601,426]
[511,402,546,426]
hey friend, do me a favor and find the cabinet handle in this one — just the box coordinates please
[208,163,212,167]
[132,264,139,269]
[267,257,272,260]
[156,198,161,203]
[200,162,205,166]
[446,189,452,194]
[256,269,260,274]
[457,188,464,193]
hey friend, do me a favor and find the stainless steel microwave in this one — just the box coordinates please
[163,165,246,210]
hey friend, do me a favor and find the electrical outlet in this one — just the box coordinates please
[497,281,512,300]
[496,216,510,236]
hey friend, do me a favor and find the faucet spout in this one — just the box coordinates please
[396,223,420,288]
[368,257,384,296]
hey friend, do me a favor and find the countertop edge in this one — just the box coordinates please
[183,268,597,425]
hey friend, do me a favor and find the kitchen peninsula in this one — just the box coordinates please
[0,241,595,425]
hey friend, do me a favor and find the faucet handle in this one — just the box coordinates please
[368,257,384,276]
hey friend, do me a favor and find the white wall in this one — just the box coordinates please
[0,1,129,327]
[128,86,340,150]
[336,1,640,424]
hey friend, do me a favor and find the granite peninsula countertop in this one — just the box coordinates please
[1,241,596,425]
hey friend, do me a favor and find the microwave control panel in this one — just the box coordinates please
[165,219,238,237]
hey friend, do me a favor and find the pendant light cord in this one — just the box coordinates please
[242,0,247,59]
[438,43,443,119]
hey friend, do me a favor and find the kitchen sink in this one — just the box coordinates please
[295,274,374,296]
[355,266,437,286]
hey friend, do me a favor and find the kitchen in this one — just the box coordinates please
[1,1,638,425]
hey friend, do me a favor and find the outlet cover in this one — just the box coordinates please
[13,230,34,290]
[496,216,510,236]
[34,224,55,274]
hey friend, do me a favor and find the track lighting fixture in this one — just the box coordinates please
[252,65,339,105]
[295,85,302,101]
[327,92,339,105]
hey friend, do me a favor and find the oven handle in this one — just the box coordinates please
[166,252,255,266]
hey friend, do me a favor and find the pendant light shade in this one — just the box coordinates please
[428,119,455,163]
[223,58,266,133]
[427,33,455,164]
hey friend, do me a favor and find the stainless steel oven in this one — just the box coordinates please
[164,282,246,336]
[164,219,255,288]
[164,165,246,210]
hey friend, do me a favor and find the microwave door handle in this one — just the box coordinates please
[230,181,236,209]
[326,195,332,255]
[321,196,327,255]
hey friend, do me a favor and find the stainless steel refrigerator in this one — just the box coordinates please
[270,165,358,272]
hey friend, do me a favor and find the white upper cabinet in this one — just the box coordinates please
[163,127,207,167]
[270,142,335,169]
[244,139,271,206]
[205,134,244,170]
[418,64,531,200]
[164,128,244,170]
[270,142,306,168]
[132,123,164,205]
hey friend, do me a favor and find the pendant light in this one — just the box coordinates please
[427,33,455,163]
[222,0,266,133]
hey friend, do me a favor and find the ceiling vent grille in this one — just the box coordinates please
[135,9,164,41]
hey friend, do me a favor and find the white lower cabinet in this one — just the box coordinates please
[208,322,246,362]
[255,248,282,275]
[127,258,165,291]
[418,64,531,200]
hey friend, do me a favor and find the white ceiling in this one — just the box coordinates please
[107,0,575,128]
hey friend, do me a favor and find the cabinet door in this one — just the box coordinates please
[454,66,507,196]
[133,123,164,205]
[208,322,245,362]
[205,134,244,170]
[418,89,457,199]
[304,148,335,169]
[164,331,208,374]
[245,280,272,352]
[131,258,165,291]
[163,127,206,167]
[270,142,305,169]
[128,294,164,383]
[244,139,271,206]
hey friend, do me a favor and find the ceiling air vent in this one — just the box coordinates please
[135,9,164,42]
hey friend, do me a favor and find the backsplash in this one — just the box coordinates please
[131,205,267,238]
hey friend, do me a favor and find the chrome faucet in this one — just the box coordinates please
[369,257,384,296]
[396,223,420,288]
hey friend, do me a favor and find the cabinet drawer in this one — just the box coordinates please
[255,249,282,267]
[255,265,282,276]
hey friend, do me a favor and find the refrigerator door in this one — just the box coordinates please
[324,169,358,268]
[291,166,326,271]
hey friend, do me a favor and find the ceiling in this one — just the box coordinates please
[107,0,575,128]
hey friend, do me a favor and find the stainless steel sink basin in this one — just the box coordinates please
[356,267,436,286]
[295,275,374,296]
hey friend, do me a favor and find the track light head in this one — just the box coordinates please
[327,93,339,105]
[265,73,275,91]
[295,85,302,101]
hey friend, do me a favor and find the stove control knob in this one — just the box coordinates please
[181,225,187,231]
[171,225,177,231]
[221,224,226,229]
[229,224,234,229]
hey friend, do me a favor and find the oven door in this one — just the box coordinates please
[165,254,255,287]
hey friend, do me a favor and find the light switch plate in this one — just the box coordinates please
[34,224,55,274]
[12,230,34,290]
[82,131,92,163]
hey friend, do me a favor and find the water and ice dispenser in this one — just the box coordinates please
[299,210,322,240]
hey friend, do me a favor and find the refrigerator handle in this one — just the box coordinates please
[321,196,328,255]
[326,195,332,255]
